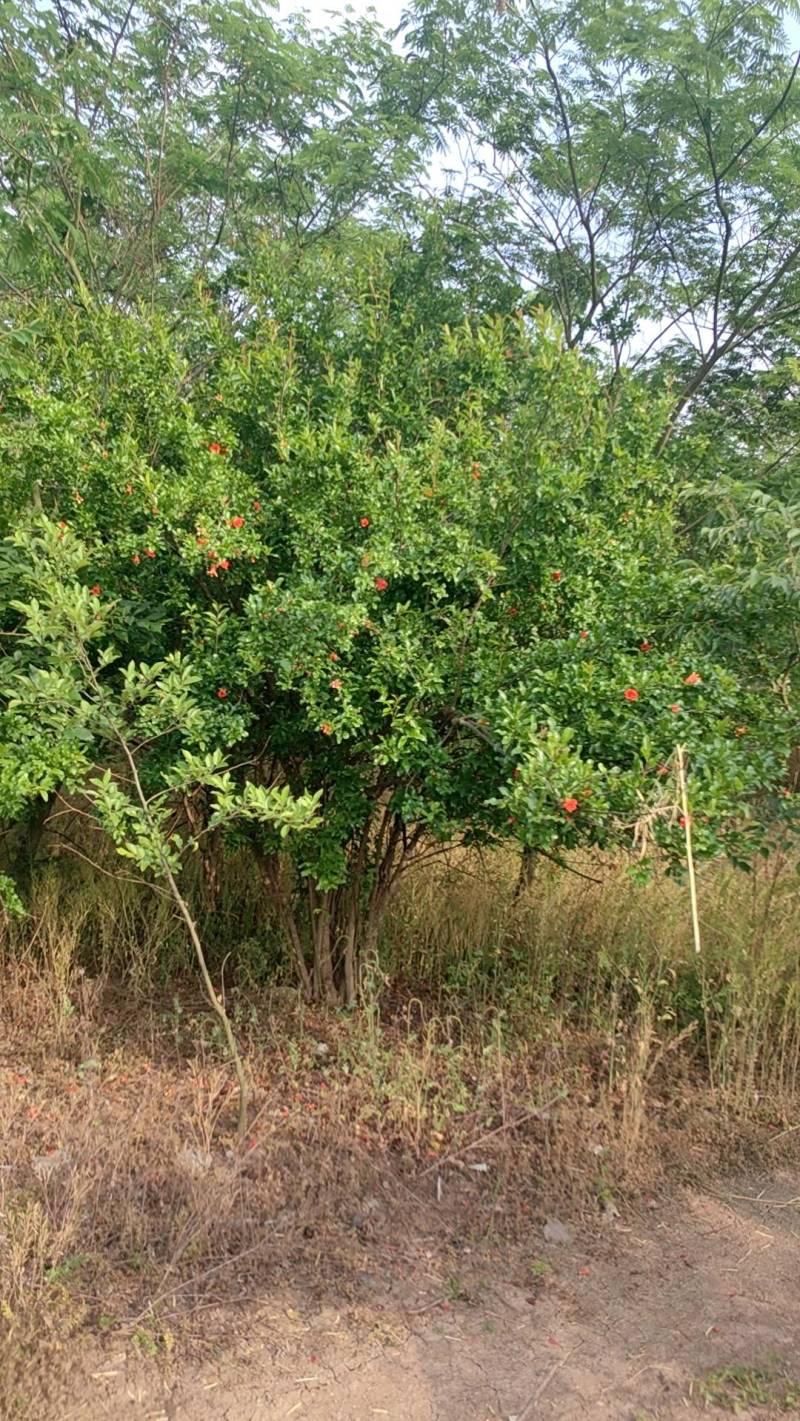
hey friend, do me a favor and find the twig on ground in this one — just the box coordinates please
[419,1092,566,1178]
[404,1295,449,1315]
[518,1344,581,1417]
[766,1123,800,1144]
[715,1189,800,1208]
[123,1232,279,1324]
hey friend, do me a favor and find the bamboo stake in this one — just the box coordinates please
[676,744,702,955]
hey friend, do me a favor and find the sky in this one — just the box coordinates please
[278,0,407,26]
[279,0,800,47]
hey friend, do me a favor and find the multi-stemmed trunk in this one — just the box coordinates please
[303,872,394,1005]
[260,810,423,1005]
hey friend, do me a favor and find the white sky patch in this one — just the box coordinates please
[279,0,800,44]
[277,0,407,26]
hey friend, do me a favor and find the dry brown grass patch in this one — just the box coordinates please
[2,849,800,1416]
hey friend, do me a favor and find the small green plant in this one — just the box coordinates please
[0,874,26,920]
[595,1172,616,1211]
[444,1275,467,1302]
[44,1253,88,1289]
[695,1361,800,1413]
[131,1326,159,1358]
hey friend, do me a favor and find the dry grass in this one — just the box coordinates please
[387,847,800,1108]
[1,845,799,1415]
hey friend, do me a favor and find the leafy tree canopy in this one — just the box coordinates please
[400,0,800,417]
[0,246,793,997]
[0,0,434,305]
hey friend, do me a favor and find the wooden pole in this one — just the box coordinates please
[676,744,702,955]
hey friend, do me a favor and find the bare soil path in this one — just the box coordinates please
[54,1170,800,1421]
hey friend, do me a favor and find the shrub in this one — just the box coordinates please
[0,255,793,1000]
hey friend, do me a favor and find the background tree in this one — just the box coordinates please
[0,0,434,307]
[676,359,800,701]
[400,0,800,424]
[396,0,800,757]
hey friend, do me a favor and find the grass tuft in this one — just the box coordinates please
[695,1361,800,1413]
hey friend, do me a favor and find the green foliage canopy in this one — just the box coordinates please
[0,251,793,995]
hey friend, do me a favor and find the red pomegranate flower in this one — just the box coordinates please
[329,652,339,662]
[230,516,245,529]
[657,763,670,776]
[208,442,223,455]
[679,814,689,829]
[624,687,639,701]
[562,797,579,814]
[579,630,589,639]
[360,517,370,528]
[218,558,230,571]
[320,723,332,736]
[551,570,562,582]
[196,535,207,547]
[144,547,156,559]
[252,500,261,511]
[131,553,140,565]
[471,462,480,480]
[735,725,748,736]
[217,687,228,699]
[639,640,652,652]
[374,576,388,591]
[330,678,343,691]
[684,671,702,686]
[669,703,681,713]
[89,584,101,597]
[207,566,219,578]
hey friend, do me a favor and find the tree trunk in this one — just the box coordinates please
[2,793,55,896]
[308,882,338,1005]
[183,791,222,908]
[513,846,537,901]
[258,813,421,1006]
[341,893,358,1008]
[256,850,313,1002]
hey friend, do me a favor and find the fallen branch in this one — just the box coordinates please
[419,1092,566,1178]
[124,1231,279,1324]
[518,1343,581,1417]
[715,1189,800,1208]
[404,1294,449,1315]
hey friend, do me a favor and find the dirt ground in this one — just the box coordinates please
[51,1169,800,1421]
